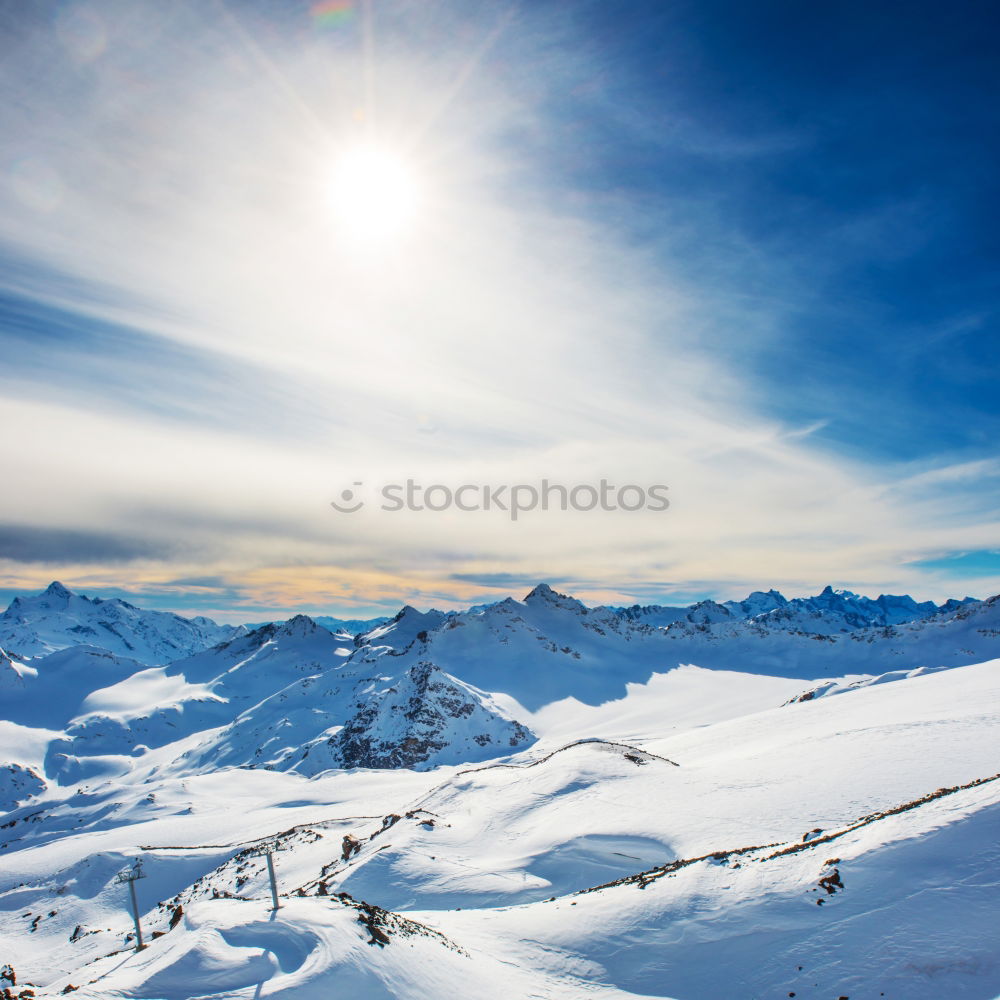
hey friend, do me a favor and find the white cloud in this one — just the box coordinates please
[0,0,996,610]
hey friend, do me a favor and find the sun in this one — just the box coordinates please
[327,143,421,248]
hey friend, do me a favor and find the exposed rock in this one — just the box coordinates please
[0,763,45,812]
[334,661,534,770]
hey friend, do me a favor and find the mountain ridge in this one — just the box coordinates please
[0,580,996,798]
[0,581,243,665]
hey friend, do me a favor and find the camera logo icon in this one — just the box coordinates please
[330,482,365,514]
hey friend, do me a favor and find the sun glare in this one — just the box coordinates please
[327,144,421,248]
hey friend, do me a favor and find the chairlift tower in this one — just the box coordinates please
[114,859,147,952]
[246,840,289,910]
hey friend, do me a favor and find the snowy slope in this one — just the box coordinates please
[2,583,997,789]
[0,646,150,730]
[0,646,32,690]
[357,606,448,650]
[0,614,536,790]
[1,657,997,999]
[0,582,242,664]
[1,581,999,999]
[366,584,675,709]
[11,580,995,792]
[343,584,1000,709]
[0,761,45,812]
[176,649,535,776]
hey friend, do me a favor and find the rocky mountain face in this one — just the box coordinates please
[171,624,536,776]
[1,611,536,782]
[318,660,533,772]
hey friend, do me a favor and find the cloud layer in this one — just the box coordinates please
[1,0,998,618]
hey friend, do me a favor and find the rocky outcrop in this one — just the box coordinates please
[332,660,534,771]
[0,762,46,812]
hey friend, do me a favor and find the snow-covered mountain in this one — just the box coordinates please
[3,581,996,771]
[356,605,448,650]
[315,614,391,635]
[335,582,1000,710]
[173,615,534,775]
[653,589,1000,679]
[615,585,972,632]
[0,582,242,664]
[1,645,149,731]
[2,579,999,999]
[245,614,391,636]
[4,582,997,787]
[1,613,535,784]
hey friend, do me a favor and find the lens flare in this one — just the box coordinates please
[310,1,354,28]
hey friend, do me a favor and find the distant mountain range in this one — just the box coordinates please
[0,580,996,808]
[612,585,975,632]
[0,579,978,667]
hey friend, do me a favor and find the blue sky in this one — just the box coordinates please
[512,0,1000,460]
[0,0,998,620]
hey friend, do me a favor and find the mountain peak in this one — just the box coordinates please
[1,583,239,663]
[356,606,447,650]
[524,583,563,603]
[276,614,322,638]
[523,583,586,613]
